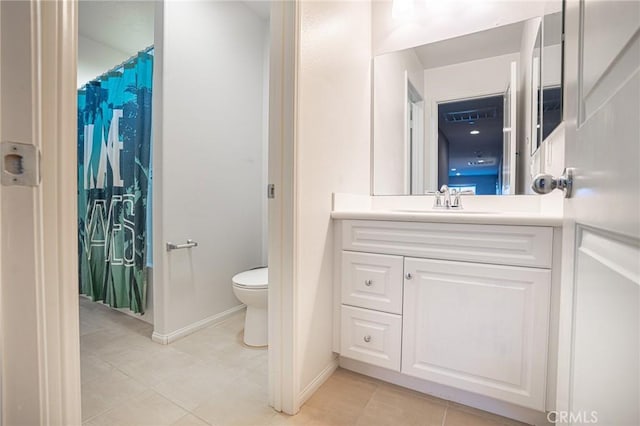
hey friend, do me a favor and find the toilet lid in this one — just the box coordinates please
[232,267,268,289]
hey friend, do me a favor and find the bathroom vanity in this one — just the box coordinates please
[333,1,567,422]
[331,202,562,423]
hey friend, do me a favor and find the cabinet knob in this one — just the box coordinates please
[364,279,373,286]
[363,335,371,343]
[405,273,413,280]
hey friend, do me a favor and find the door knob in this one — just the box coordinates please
[531,167,574,198]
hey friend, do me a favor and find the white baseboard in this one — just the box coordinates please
[297,356,339,408]
[152,304,246,345]
[339,357,551,426]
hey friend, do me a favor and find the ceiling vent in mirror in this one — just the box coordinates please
[467,158,496,166]
[444,107,497,123]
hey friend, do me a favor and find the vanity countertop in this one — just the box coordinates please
[331,209,563,227]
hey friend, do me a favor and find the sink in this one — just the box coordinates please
[392,209,499,214]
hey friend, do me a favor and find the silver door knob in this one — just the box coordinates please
[405,273,413,280]
[364,279,373,286]
[363,335,371,343]
[532,168,574,198]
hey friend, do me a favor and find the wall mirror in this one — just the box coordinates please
[372,3,564,196]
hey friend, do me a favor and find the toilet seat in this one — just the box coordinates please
[232,267,268,290]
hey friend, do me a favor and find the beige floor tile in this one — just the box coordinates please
[304,369,378,424]
[171,414,212,426]
[81,370,147,421]
[331,367,382,386]
[445,403,528,426]
[84,389,187,426]
[152,361,239,411]
[81,353,119,385]
[444,407,507,426]
[356,384,446,426]
[116,347,203,387]
[192,392,276,426]
[271,409,350,426]
[212,342,267,372]
[79,297,522,426]
[80,327,131,355]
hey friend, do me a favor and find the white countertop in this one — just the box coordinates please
[331,209,563,226]
[331,193,564,226]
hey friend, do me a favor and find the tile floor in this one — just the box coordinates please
[80,298,527,426]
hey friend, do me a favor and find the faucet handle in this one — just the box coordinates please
[452,190,474,208]
[425,190,443,208]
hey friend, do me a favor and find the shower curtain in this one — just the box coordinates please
[77,50,153,314]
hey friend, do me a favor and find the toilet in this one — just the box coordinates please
[232,267,268,347]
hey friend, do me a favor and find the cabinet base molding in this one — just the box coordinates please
[338,357,552,426]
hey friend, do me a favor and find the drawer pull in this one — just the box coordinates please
[405,273,413,280]
[364,279,373,286]
[363,335,371,343]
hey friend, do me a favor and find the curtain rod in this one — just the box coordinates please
[80,44,154,91]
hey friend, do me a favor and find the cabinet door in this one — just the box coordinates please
[402,258,551,410]
[342,251,403,314]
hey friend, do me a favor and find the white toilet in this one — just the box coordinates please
[232,267,268,347]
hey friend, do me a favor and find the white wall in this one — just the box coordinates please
[372,0,551,56]
[422,52,520,190]
[373,49,424,194]
[77,0,154,87]
[77,36,133,87]
[153,1,268,337]
[543,44,562,87]
[295,0,371,400]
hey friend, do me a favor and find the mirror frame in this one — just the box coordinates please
[531,1,565,156]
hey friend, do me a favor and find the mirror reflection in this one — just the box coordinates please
[540,10,564,143]
[373,5,563,196]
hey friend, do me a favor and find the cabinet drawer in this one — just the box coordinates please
[341,220,553,268]
[340,305,402,371]
[342,251,403,314]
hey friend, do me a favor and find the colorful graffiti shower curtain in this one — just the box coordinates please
[77,50,153,314]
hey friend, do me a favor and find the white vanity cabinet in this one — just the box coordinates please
[335,220,556,412]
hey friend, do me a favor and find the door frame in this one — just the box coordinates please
[0,1,81,424]
[268,0,299,415]
[1,0,299,421]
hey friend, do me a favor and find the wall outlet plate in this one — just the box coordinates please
[1,141,40,186]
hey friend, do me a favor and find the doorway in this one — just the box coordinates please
[437,95,505,195]
[76,1,275,424]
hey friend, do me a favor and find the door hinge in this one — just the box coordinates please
[267,184,275,199]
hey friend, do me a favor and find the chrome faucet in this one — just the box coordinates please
[432,185,473,209]
[439,185,452,208]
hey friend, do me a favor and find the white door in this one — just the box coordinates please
[410,100,425,194]
[556,1,640,425]
[405,76,424,195]
[502,61,517,195]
